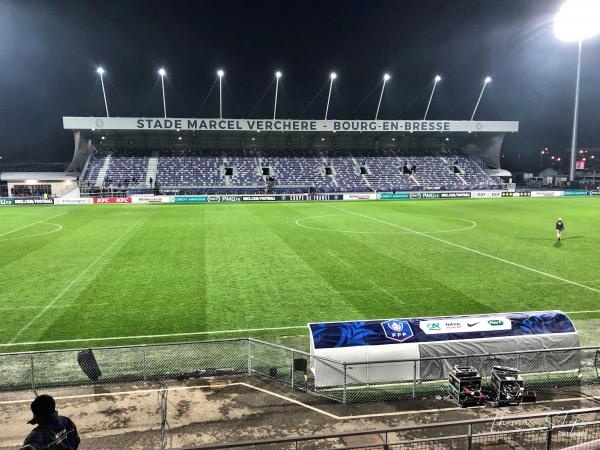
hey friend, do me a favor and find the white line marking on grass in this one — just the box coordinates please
[326,250,404,304]
[296,214,477,235]
[0,303,108,310]
[0,382,592,420]
[0,212,68,238]
[328,205,600,295]
[566,310,600,315]
[0,325,308,348]
[7,219,144,344]
[0,222,63,242]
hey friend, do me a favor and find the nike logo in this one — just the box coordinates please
[467,322,479,327]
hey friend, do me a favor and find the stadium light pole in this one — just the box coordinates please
[325,72,337,120]
[555,0,600,182]
[375,73,391,120]
[96,67,110,118]
[158,68,167,118]
[423,75,442,120]
[217,69,225,119]
[470,76,492,121]
[273,71,282,120]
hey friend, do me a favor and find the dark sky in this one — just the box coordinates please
[0,0,599,171]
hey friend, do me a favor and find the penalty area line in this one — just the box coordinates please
[0,325,308,348]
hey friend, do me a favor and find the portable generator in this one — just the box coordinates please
[448,365,485,407]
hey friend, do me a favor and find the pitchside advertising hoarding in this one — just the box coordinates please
[0,197,53,205]
[93,197,132,204]
[63,117,519,133]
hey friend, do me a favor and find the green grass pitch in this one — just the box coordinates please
[1,197,600,353]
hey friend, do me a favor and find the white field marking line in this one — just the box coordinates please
[0,382,593,420]
[0,222,63,242]
[334,287,433,294]
[0,302,109,311]
[0,211,68,238]
[8,219,145,344]
[0,325,308,348]
[295,214,477,235]
[328,205,600,295]
[565,310,600,315]
[326,250,404,304]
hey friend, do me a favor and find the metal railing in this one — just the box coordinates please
[2,340,600,405]
[179,407,600,449]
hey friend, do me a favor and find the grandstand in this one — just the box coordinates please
[65,117,517,195]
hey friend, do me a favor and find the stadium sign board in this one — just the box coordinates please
[54,197,93,205]
[63,117,519,134]
[13,198,54,204]
[563,189,589,196]
[93,197,132,204]
[0,197,14,205]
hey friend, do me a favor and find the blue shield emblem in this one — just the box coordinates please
[381,320,414,343]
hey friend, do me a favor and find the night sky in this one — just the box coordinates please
[0,0,599,171]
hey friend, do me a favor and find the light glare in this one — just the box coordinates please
[158,68,166,76]
[383,73,391,81]
[96,67,105,75]
[330,72,337,80]
[275,71,282,78]
[217,69,224,77]
[484,76,492,83]
[434,75,442,82]
[555,0,600,42]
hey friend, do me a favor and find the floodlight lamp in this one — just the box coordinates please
[434,75,442,82]
[158,68,166,76]
[275,71,282,78]
[217,69,224,77]
[330,72,337,80]
[555,0,600,42]
[96,67,105,75]
[484,76,492,83]
[383,73,391,81]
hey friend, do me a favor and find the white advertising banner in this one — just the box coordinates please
[419,316,512,335]
[63,117,519,134]
[343,193,377,200]
[54,197,93,205]
[531,191,564,197]
[470,190,503,198]
[131,195,173,204]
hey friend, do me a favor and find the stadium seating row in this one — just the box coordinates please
[81,151,495,193]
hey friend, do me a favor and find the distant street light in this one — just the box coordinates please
[325,72,337,120]
[375,73,391,120]
[96,67,110,117]
[555,0,600,181]
[217,70,225,119]
[158,68,167,118]
[273,71,282,119]
[470,76,492,121]
[424,75,442,120]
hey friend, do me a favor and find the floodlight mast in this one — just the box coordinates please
[423,75,442,120]
[96,67,109,117]
[554,0,600,181]
[325,72,337,120]
[158,68,167,118]
[217,70,224,119]
[273,71,282,119]
[375,74,390,120]
[470,76,492,121]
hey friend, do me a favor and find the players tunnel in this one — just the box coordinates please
[308,311,580,387]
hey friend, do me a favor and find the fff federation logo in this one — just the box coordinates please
[381,320,414,343]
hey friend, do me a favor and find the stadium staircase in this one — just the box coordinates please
[146,151,159,186]
[94,152,112,187]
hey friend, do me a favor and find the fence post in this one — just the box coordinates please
[290,349,294,389]
[546,415,553,450]
[30,354,36,394]
[343,363,347,404]
[142,345,148,382]
[247,339,252,375]
[412,360,416,399]
[467,423,473,450]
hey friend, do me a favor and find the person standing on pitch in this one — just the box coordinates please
[20,395,80,450]
[555,218,565,241]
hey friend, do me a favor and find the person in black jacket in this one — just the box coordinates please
[20,395,80,450]
[556,218,565,241]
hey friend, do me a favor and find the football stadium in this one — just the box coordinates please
[3,0,600,449]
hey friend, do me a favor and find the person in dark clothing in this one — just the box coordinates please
[20,395,80,450]
[556,218,565,241]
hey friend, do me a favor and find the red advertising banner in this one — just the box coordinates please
[93,197,132,204]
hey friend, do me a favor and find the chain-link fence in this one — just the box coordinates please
[2,339,600,404]
[183,408,600,449]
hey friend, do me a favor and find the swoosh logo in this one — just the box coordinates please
[467,322,479,327]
